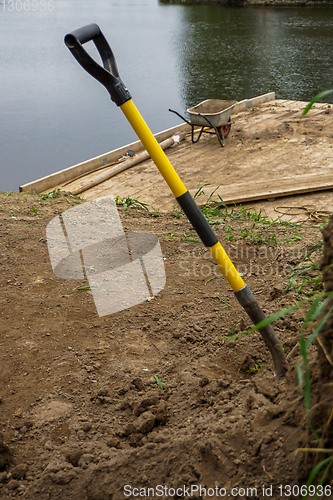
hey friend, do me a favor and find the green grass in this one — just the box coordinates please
[302,89,333,116]
[218,296,232,308]
[181,185,316,247]
[115,195,150,212]
[292,92,333,494]
[37,188,62,200]
[154,375,164,390]
[286,244,324,295]
[297,293,333,498]
[180,231,200,243]
[247,364,265,374]
[169,185,317,248]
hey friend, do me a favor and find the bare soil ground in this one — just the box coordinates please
[0,190,330,499]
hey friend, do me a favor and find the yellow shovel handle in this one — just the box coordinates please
[121,99,245,292]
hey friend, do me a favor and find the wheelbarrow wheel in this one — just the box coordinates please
[218,119,231,139]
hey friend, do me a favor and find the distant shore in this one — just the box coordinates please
[160,0,333,6]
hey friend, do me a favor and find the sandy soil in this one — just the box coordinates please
[0,189,329,499]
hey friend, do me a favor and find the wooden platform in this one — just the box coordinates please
[20,95,333,220]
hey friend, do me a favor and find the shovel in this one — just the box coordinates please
[64,24,288,377]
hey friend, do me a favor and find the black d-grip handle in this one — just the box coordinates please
[64,23,131,106]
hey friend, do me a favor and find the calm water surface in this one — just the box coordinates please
[1,0,333,191]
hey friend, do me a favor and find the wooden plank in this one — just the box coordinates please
[244,92,275,109]
[194,173,333,206]
[19,122,191,194]
[232,93,275,114]
[70,136,177,196]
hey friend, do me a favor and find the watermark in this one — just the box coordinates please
[178,242,308,279]
[123,483,332,498]
[46,196,166,317]
[2,0,54,11]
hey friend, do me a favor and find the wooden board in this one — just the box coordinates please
[19,122,191,194]
[194,173,333,206]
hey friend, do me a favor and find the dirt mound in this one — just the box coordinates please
[0,191,327,499]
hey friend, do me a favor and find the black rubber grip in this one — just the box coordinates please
[64,23,101,47]
[176,191,218,248]
[64,24,132,106]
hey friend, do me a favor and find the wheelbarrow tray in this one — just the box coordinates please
[187,99,237,128]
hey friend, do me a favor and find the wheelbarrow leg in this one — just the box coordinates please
[191,126,205,144]
[200,114,225,147]
[169,108,204,144]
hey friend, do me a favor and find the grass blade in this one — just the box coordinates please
[302,90,333,116]
[305,303,333,349]
[302,456,333,499]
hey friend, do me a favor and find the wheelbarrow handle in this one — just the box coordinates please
[64,23,131,106]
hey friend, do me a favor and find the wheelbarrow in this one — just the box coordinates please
[169,99,237,147]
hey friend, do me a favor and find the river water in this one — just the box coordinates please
[1,0,333,192]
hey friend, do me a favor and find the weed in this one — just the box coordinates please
[74,284,118,293]
[115,195,149,211]
[30,205,39,214]
[284,229,303,243]
[247,364,265,374]
[170,205,185,218]
[286,244,323,295]
[241,227,278,246]
[181,231,199,243]
[167,186,322,254]
[182,186,314,247]
[151,210,161,218]
[72,198,82,204]
[224,225,235,241]
[154,375,164,390]
[37,188,61,200]
[204,276,218,286]
[194,182,216,200]
[218,297,232,308]
[297,296,333,430]
[227,324,238,337]
[245,207,268,223]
